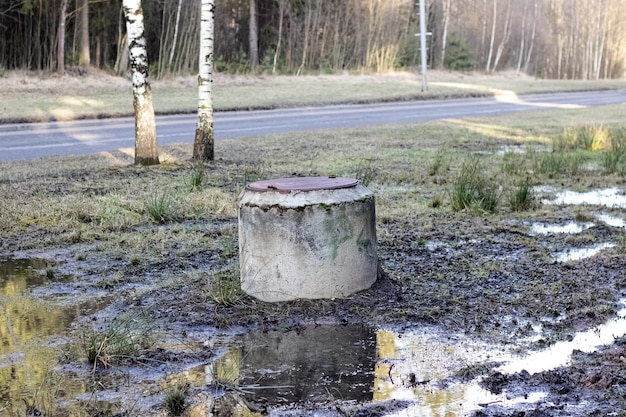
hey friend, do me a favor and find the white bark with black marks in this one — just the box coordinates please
[123,0,159,166]
[193,0,215,161]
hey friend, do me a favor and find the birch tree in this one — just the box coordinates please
[516,0,529,73]
[168,0,183,69]
[193,0,215,161]
[485,0,497,72]
[439,0,451,70]
[123,0,160,166]
[492,0,511,71]
[272,0,288,74]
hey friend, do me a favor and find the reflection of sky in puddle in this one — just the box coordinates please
[373,329,517,416]
[596,212,626,228]
[530,221,594,235]
[542,187,626,208]
[534,188,626,260]
[501,301,626,375]
[553,242,616,262]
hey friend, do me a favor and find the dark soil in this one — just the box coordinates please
[476,337,626,416]
[17,198,626,416]
[3,143,626,415]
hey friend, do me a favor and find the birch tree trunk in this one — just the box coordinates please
[480,0,487,65]
[492,0,511,71]
[168,0,183,69]
[485,0,496,72]
[123,0,159,166]
[193,0,215,161]
[516,0,528,74]
[523,0,537,74]
[297,0,313,75]
[440,0,451,70]
[272,0,286,74]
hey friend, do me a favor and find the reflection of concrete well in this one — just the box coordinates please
[238,177,377,302]
[239,325,376,404]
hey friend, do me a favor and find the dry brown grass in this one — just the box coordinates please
[0,69,623,123]
[2,76,626,416]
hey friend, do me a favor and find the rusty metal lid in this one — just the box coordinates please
[246,176,359,193]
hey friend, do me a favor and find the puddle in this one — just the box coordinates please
[530,221,594,235]
[542,187,626,208]
[0,257,109,414]
[209,325,376,405]
[0,257,104,351]
[596,212,626,228]
[205,308,626,415]
[501,300,626,375]
[553,242,616,262]
[205,325,546,416]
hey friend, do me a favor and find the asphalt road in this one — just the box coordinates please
[0,90,625,162]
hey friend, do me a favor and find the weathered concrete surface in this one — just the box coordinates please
[238,181,377,302]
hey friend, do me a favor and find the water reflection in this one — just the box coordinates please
[553,242,616,262]
[596,212,626,228]
[204,302,626,415]
[373,330,503,416]
[239,325,375,405]
[529,221,594,235]
[501,300,626,374]
[0,258,52,292]
[210,326,509,416]
[1,258,63,355]
[0,257,105,415]
[542,187,626,208]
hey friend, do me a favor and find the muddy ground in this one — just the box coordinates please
[2,105,626,415]
[5,177,626,416]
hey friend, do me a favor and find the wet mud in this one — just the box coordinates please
[2,186,626,416]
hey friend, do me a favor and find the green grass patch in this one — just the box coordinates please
[602,128,626,174]
[449,157,500,213]
[145,190,179,224]
[508,177,535,212]
[208,269,242,307]
[81,312,154,371]
[165,382,189,416]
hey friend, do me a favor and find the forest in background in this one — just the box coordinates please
[0,0,624,79]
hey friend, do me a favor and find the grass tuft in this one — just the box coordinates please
[534,150,584,177]
[209,270,242,307]
[145,190,178,224]
[508,177,535,212]
[186,165,206,190]
[449,158,500,213]
[602,128,626,174]
[617,233,626,254]
[354,159,377,186]
[555,125,609,152]
[165,382,189,416]
[82,312,154,371]
[428,151,445,176]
